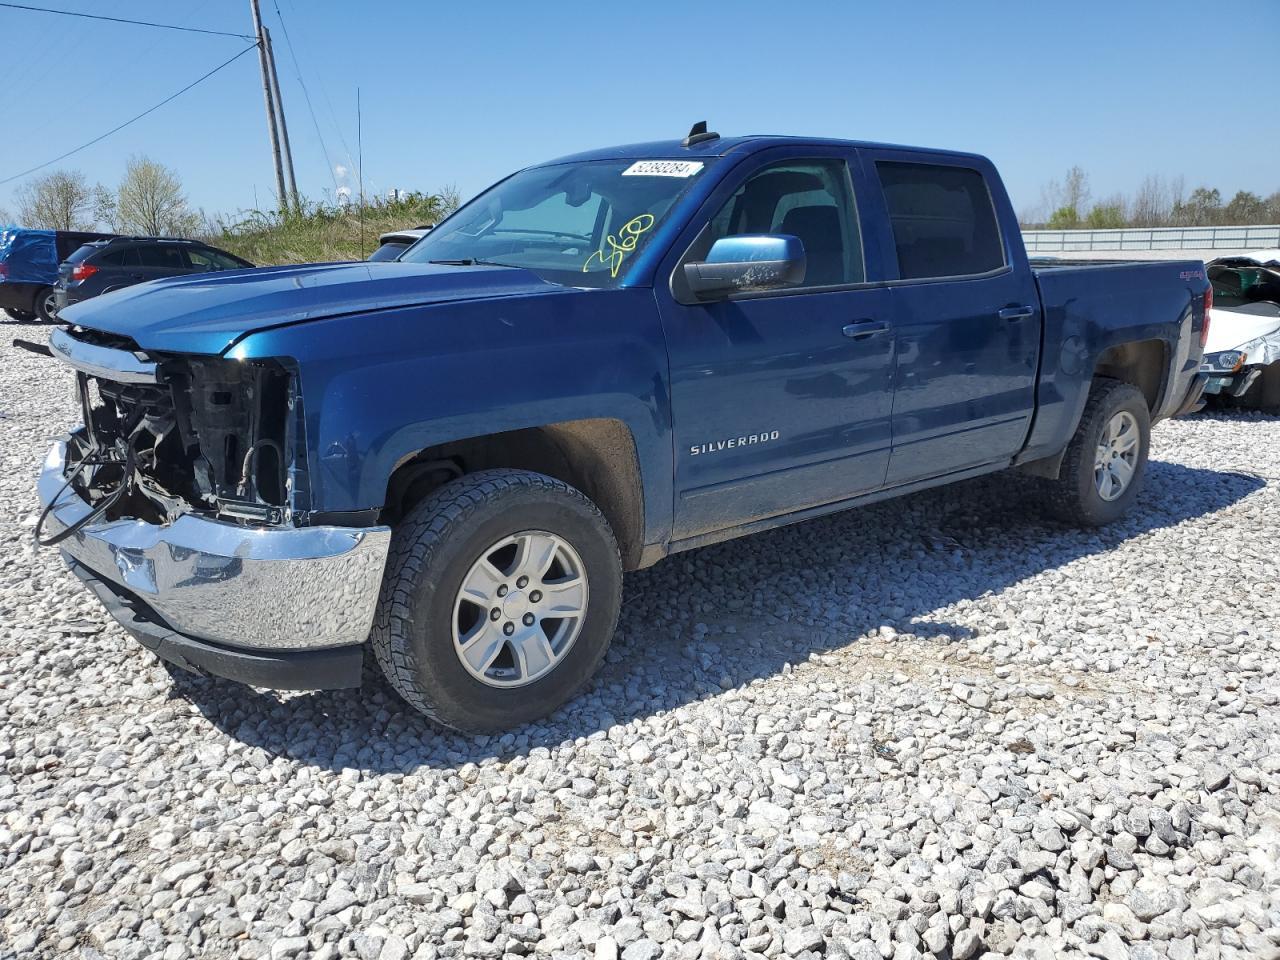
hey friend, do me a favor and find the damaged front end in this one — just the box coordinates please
[50,325,305,532]
[36,324,390,686]
[1202,255,1280,403]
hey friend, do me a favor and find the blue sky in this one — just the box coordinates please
[2,0,1278,223]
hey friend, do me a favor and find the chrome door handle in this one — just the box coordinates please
[998,305,1035,321]
[842,320,891,340]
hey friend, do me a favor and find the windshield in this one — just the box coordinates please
[400,159,712,288]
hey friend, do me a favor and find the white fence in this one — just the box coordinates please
[1022,224,1280,253]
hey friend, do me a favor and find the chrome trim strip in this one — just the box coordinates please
[49,327,158,384]
[38,437,391,651]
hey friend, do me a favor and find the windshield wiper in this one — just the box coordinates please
[426,258,511,267]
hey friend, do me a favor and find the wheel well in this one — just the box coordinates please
[1093,340,1166,413]
[383,419,646,570]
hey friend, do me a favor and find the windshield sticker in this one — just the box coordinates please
[583,214,656,278]
[622,160,704,178]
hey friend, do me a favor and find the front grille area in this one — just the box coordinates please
[62,341,299,527]
[67,326,146,353]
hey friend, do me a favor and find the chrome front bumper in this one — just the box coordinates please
[37,438,391,652]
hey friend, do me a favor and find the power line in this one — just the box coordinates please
[282,0,356,178]
[0,2,256,39]
[0,43,260,186]
[272,0,337,191]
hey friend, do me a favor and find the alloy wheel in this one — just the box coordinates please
[451,531,589,687]
[1093,410,1139,501]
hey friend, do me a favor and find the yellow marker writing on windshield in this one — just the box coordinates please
[583,214,655,278]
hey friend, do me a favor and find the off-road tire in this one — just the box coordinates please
[1045,378,1150,527]
[370,469,622,732]
[33,287,57,323]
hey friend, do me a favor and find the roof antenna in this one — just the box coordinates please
[682,120,720,148]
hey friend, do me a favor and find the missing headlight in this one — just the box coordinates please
[67,353,302,526]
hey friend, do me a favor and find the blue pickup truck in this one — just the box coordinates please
[37,127,1209,731]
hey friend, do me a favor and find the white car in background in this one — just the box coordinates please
[367,225,432,262]
[1201,250,1280,411]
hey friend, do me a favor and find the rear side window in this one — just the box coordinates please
[138,245,187,269]
[876,162,1005,280]
[99,248,141,267]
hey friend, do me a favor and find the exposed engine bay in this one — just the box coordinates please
[50,326,301,535]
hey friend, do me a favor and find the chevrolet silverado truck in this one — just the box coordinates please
[36,126,1209,732]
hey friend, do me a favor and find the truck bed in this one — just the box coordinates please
[1017,257,1207,467]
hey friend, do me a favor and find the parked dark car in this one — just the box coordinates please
[0,227,117,321]
[367,225,432,261]
[55,237,254,314]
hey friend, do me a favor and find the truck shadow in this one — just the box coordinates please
[167,459,1264,772]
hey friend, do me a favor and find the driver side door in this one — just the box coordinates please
[655,148,897,543]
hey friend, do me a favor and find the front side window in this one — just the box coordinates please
[876,161,1005,280]
[695,160,864,287]
[400,159,714,288]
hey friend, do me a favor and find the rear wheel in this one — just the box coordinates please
[371,469,622,732]
[34,287,57,323]
[1045,378,1150,526]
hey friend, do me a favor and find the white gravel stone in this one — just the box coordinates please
[1,319,1278,958]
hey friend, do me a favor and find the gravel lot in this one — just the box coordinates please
[1,316,1278,960]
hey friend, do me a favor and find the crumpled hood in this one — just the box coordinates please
[1205,305,1280,355]
[57,260,564,354]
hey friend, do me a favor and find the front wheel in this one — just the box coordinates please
[1044,378,1151,527]
[371,469,622,732]
[34,287,58,323]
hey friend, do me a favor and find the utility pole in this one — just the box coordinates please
[357,86,365,259]
[248,0,287,214]
[263,26,299,214]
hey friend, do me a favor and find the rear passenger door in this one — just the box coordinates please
[861,151,1041,485]
[96,246,143,292]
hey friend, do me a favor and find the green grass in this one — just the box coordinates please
[207,191,457,266]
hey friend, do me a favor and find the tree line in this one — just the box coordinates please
[1020,167,1280,230]
[12,158,1276,238]
[1,158,459,251]
[2,156,204,237]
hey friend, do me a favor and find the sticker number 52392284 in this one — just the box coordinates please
[622,160,704,178]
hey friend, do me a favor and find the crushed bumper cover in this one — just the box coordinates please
[1200,368,1262,397]
[38,438,391,689]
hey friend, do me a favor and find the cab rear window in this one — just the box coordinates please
[876,162,1005,280]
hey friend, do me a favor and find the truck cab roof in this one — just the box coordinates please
[541,133,989,166]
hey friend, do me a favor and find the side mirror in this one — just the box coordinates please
[683,234,806,299]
